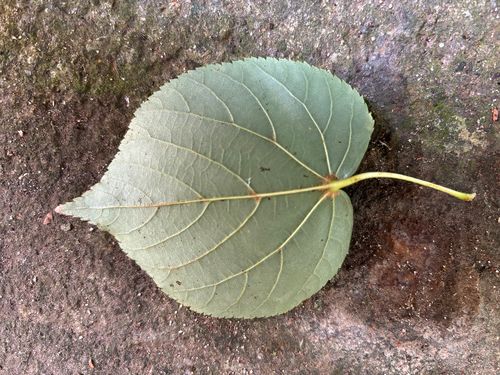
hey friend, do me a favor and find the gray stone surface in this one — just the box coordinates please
[1,0,498,374]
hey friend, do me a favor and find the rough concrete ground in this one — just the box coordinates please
[1,0,498,374]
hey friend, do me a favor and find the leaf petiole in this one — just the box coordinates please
[329,172,476,201]
[209,172,477,203]
[63,172,475,212]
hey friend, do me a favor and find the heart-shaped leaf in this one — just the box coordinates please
[58,58,375,318]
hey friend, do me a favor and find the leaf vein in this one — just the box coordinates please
[125,203,210,251]
[295,196,336,298]
[89,187,121,225]
[176,195,327,293]
[184,74,234,122]
[111,159,203,236]
[250,62,332,175]
[97,176,156,230]
[134,123,255,193]
[335,97,354,177]
[200,285,217,309]
[220,273,248,314]
[157,199,260,269]
[207,67,277,141]
[250,245,284,314]
[169,86,191,112]
[322,75,334,135]
[301,68,309,103]
[142,109,325,181]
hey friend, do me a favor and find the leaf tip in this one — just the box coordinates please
[54,203,68,215]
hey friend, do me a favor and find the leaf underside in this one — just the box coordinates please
[59,58,374,318]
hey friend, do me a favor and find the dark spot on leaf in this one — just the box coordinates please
[169,284,174,288]
[175,280,181,285]
[303,174,309,178]
[259,166,271,172]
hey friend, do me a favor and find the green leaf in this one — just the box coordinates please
[58,58,374,318]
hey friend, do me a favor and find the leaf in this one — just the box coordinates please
[58,58,374,318]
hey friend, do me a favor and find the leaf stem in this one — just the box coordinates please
[328,172,476,201]
[63,171,475,212]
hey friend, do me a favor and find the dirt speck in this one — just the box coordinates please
[59,223,72,232]
[42,212,53,225]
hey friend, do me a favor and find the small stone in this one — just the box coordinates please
[43,212,53,225]
[492,107,499,122]
[60,223,72,232]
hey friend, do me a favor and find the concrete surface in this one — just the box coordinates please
[1,0,498,374]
